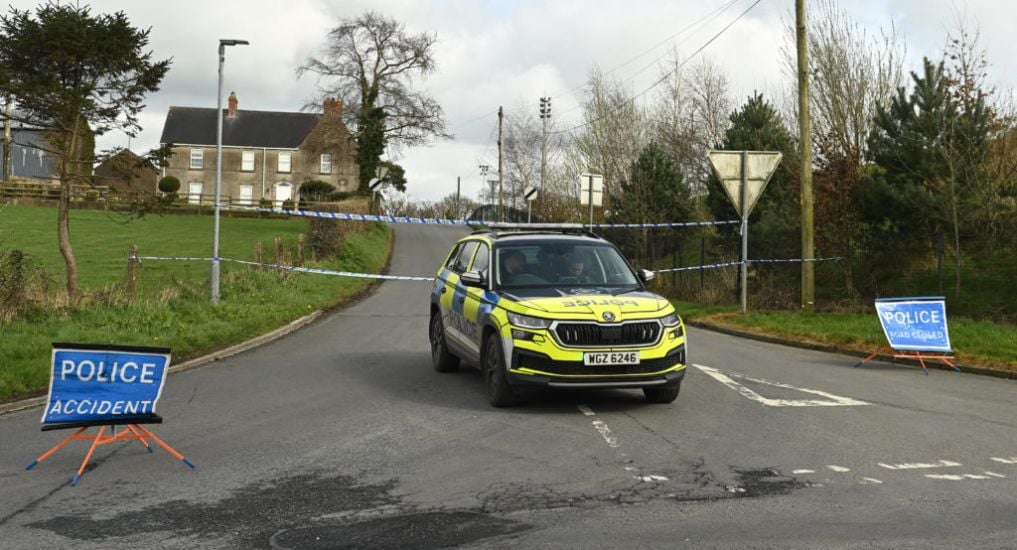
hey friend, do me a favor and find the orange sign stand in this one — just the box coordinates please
[26,416,194,486]
[855,346,960,375]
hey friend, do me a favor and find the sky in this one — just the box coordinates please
[7,0,1016,201]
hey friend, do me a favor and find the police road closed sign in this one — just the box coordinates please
[874,298,951,353]
[42,343,171,424]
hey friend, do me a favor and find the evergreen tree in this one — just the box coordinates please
[611,142,693,266]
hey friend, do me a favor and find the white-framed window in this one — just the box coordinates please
[189,148,203,170]
[320,154,332,174]
[239,184,254,205]
[277,151,292,173]
[188,182,203,205]
[241,150,255,171]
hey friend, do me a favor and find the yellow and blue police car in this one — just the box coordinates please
[429,229,687,407]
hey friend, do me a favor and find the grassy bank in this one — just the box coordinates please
[674,301,1017,372]
[0,204,391,401]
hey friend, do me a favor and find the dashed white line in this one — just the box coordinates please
[635,474,669,482]
[860,477,883,485]
[878,460,961,470]
[925,473,992,481]
[826,465,851,472]
[792,469,815,474]
[577,405,596,417]
[591,419,619,448]
[984,471,1006,478]
[990,457,1017,464]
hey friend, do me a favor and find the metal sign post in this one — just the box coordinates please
[523,185,538,223]
[707,151,783,312]
[579,173,603,228]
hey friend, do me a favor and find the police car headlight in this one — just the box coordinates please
[660,312,681,327]
[507,312,552,329]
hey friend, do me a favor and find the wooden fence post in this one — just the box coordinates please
[297,234,305,266]
[254,241,263,270]
[274,237,283,273]
[127,244,138,300]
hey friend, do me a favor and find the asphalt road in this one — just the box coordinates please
[2,224,1017,549]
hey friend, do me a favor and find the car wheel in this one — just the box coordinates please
[643,381,681,404]
[483,333,518,407]
[430,311,460,372]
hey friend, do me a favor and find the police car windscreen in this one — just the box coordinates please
[495,243,638,288]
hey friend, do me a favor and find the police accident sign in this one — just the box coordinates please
[874,297,952,353]
[42,343,171,424]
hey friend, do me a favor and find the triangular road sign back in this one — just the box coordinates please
[707,151,782,216]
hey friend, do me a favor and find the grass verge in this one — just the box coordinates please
[0,205,391,402]
[673,301,1017,372]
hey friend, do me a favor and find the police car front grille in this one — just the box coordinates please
[554,321,660,347]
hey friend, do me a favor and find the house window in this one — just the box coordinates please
[239,184,253,205]
[242,150,255,171]
[320,154,332,174]
[278,151,291,173]
[189,149,203,170]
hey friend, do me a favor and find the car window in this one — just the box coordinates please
[444,243,462,270]
[495,241,639,288]
[452,241,478,274]
[470,243,489,274]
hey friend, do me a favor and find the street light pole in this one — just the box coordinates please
[211,38,249,305]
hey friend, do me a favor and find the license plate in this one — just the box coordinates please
[583,351,640,366]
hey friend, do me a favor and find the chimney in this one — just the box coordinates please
[227,91,238,118]
[323,97,343,119]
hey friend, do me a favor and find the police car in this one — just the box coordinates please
[429,230,687,407]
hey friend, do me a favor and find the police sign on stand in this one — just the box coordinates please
[27,343,195,486]
[855,297,960,374]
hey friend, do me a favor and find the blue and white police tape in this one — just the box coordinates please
[748,257,842,264]
[226,205,738,229]
[653,260,744,273]
[130,255,433,281]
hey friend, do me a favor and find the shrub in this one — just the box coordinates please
[158,176,181,194]
[299,180,336,202]
[84,190,100,202]
[259,198,272,208]
[281,199,295,210]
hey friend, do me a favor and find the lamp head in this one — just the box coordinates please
[220,39,249,47]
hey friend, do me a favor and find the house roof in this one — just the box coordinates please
[159,107,322,149]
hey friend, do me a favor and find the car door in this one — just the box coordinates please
[461,242,490,355]
[444,240,478,356]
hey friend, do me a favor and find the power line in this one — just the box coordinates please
[549,0,764,136]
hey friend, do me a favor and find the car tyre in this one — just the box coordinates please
[643,381,681,404]
[430,312,460,372]
[483,333,518,407]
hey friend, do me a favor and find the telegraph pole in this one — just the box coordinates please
[796,0,815,311]
[497,106,504,222]
[539,97,551,214]
[456,176,461,218]
[3,101,12,182]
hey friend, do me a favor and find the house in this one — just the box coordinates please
[1,127,60,183]
[93,149,159,195]
[158,94,358,206]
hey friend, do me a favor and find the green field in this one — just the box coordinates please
[674,301,1017,372]
[0,204,391,401]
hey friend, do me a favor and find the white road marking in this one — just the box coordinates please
[591,419,619,448]
[925,473,993,481]
[878,460,961,470]
[693,364,869,407]
[984,471,1006,478]
[990,457,1017,464]
[635,474,669,482]
[792,469,815,474]
[860,477,883,485]
[826,465,851,472]
[578,405,596,417]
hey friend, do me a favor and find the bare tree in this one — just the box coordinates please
[651,54,731,195]
[298,11,450,191]
[571,68,648,218]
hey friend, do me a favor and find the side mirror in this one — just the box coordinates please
[639,269,656,283]
[460,270,485,288]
